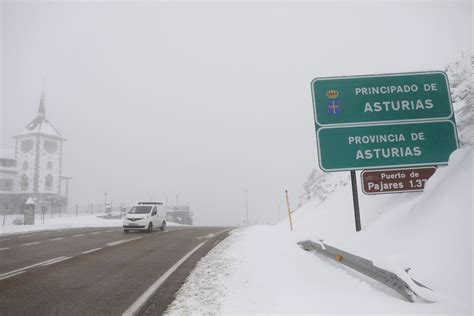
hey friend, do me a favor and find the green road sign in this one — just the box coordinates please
[317,121,458,171]
[312,71,452,126]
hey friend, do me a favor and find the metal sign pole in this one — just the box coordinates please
[350,171,362,232]
[285,190,294,232]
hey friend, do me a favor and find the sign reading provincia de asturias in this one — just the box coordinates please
[311,71,459,172]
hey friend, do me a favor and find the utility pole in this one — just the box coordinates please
[104,192,108,211]
[244,189,249,226]
[285,190,294,231]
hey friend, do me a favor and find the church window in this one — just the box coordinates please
[21,140,33,153]
[44,140,58,154]
[23,161,28,170]
[47,161,53,170]
[21,174,29,191]
[45,174,53,190]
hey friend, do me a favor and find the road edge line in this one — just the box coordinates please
[122,242,206,316]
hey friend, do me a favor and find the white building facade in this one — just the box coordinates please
[0,95,70,213]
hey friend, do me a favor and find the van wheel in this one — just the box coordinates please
[161,221,166,231]
[147,222,153,233]
[124,229,129,233]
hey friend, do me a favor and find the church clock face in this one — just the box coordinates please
[44,140,58,154]
[21,139,33,153]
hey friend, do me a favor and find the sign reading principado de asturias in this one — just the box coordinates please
[311,71,459,172]
[312,71,453,126]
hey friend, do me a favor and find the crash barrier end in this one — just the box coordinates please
[297,240,436,303]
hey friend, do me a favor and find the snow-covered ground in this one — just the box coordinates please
[166,148,472,315]
[0,213,184,235]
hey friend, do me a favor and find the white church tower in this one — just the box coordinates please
[13,93,66,200]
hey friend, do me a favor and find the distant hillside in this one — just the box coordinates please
[445,55,473,146]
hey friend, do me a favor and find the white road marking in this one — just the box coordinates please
[218,228,234,235]
[0,239,10,242]
[0,270,26,280]
[0,256,66,278]
[89,232,102,235]
[122,242,205,316]
[41,257,72,266]
[196,233,216,240]
[72,234,84,237]
[0,247,10,251]
[49,237,64,241]
[107,237,142,247]
[22,241,41,246]
[82,248,102,254]
[104,230,115,233]
[19,234,35,238]
[197,229,232,240]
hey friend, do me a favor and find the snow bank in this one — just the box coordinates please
[167,148,472,315]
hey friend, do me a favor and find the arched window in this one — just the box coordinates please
[45,174,53,190]
[21,174,29,191]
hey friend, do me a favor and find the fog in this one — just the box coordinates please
[1,1,471,226]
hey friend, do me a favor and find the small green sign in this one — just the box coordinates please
[312,71,452,126]
[317,121,458,171]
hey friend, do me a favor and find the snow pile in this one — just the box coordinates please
[167,148,472,315]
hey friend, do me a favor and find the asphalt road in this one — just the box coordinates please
[0,226,232,315]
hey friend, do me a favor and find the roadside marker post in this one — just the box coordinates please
[285,190,294,232]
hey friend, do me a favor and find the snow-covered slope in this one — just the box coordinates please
[167,58,472,314]
[166,148,472,315]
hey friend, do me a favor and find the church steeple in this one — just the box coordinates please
[38,92,46,118]
[13,91,65,141]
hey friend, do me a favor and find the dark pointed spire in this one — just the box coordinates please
[38,92,45,118]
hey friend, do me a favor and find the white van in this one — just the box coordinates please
[123,202,166,233]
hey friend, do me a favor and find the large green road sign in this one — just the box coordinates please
[311,71,459,171]
[312,71,452,126]
[317,121,458,171]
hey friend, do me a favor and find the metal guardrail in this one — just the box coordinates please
[297,240,434,303]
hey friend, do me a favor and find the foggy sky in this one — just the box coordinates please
[1,1,471,226]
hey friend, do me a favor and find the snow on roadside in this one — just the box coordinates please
[167,148,472,315]
[0,213,184,235]
[165,230,240,315]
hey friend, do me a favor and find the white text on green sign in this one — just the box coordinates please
[312,71,452,126]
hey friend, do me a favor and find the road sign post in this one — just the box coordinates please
[350,171,361,232]
[310,71,458,231]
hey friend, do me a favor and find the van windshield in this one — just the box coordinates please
[128,206,152,214]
